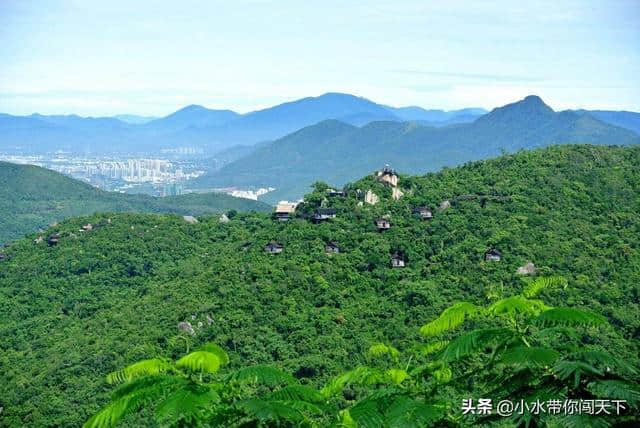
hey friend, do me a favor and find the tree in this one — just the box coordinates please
[85,344,325,427]
[419,276,640,427]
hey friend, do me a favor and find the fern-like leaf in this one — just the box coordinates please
[488,296,551,318]
[268,385,324,403]
[551,413,613,428]
[571,349,638,376]
[535,308,607,327]
[154,384,221,425]
[106,358,172,384]
[176,351,222,374]
[385,369,410,385]
[522,276,567,298]
[441,328,514,362]
[347,399,385,428]
[236,398,305,423]
[368,343,400,362]
[321,367,388,398]
[499,346,561,368]
[420,302,481,337]
[417,340,449,356]
[587,379,640,407]
[196,343,229,366]
[229,365,295,387]
[84,377,175,428]
[384,396,444,428]
[553,361,604,388]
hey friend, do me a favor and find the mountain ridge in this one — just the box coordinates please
[199,95,640,202]
[0,161,270,243]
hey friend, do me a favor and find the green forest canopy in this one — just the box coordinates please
[0,144,639,426]
[0,161,270,243]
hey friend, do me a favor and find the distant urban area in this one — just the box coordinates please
[0,153,273,200]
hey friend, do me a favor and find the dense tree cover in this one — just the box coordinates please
[88,278,639,427]
[0,161,271,243]
[1,145,639,426]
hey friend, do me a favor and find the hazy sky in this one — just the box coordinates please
[1,0,638,116]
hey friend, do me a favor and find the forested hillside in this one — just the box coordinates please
[0,161,270,243]
[0,145,639,426]
[200,96,640,202]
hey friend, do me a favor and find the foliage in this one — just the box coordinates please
[0,161,271,243]
[1,145,639,426]
[85,343,324,427]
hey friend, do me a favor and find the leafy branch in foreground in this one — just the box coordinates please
[85,343,324,428]
[418,276,640,427]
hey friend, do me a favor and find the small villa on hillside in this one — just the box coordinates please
[312,208,337,223]
[375,218,391,230]
[484,248,502,261]
[264,241,284,254]
[81,223,93,232]
[327,189,346,197]
[0,252,6,261]
[274,202,297,221]
[47,233,61,247]
[325,241,340,254]
[412,206,433,220]
[377,164,398,187]
[391,251,406,268]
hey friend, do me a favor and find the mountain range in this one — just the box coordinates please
[195,95,640,202]
[0,93,490,154]
[0,162,270,243]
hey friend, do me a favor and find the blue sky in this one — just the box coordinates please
[1,0,638,116]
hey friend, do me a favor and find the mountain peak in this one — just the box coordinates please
[477,95,554,124]
[521,95,548,106]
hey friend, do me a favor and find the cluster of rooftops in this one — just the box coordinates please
[265,165,503,267]
[5,165,505,269]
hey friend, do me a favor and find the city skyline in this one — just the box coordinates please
[1,1,639,116]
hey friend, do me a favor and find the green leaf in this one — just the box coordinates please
[236,399,305,423]
[488,296,551,318]
[432,366,452,384]
[385,369,410,385]
[321,367,388,398]
[553,361,604,388]
[417,340,449,356]
[499,346,561,367]
[106,358,172,384]
[368,343,400,362]
[230,365,296,387]
[196,343,229,366]
[522,276,567,298]
[441,328,514,362]
[384,396,444,427]
[535,308,607,327]
[587,380,640,407]
[348,399,385,428]
[84,377,175,428]
[176,351,222,374]
[155,384,221,425]
[420,302,481,337]
[268,385,324,403]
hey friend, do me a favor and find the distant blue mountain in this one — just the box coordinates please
[0,93,637,155]
[196,95,640,202]
[572,109,640,135]
[144,105,240,132]
[385,105,487,122]
[113,114,157,124]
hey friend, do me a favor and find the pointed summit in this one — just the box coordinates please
[477,95,554,125]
